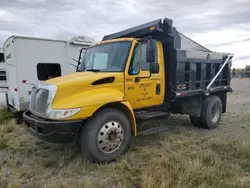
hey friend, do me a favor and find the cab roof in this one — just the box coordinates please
[92,37,135,47]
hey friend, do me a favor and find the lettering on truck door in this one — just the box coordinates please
[125,42,163,109]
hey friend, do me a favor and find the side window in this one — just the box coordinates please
[37,63,61,81]
[128,42,158,74]
[129,44,140,75]
[141,44,150,70]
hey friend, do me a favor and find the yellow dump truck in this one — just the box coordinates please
[23,18,233,162]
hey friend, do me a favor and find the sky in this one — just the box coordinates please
[0,0,249,68]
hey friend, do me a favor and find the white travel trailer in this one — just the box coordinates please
[0,48,7,93]
[0,48,8,107]
[2,35,95,119]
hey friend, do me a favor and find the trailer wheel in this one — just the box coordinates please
[80,108,132,163]
[200,95,222,129]
[15,114,23,125]
[15,117,23,125]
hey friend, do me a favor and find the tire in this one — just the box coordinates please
[80,108,132,163]
[189,115,201,126]
[200,95,222,129]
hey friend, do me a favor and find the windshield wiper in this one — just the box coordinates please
[86,69,101,72]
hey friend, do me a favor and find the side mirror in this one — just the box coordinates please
[146,39,156,63]
[150,63,159,74]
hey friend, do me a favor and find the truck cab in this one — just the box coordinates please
[23,18,233,163]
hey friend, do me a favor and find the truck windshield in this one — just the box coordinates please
[78,41,131,72]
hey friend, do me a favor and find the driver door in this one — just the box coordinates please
[125,42,163,110]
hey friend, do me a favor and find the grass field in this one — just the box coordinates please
[0,78,250,188]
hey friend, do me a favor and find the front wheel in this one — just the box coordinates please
[80,108,132,163]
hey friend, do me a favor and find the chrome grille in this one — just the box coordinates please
[30,88,49,114]
[29,84,57,117]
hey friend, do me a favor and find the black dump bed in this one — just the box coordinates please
[103,18,233,101]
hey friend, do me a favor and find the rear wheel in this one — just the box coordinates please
[200,95,222,129]
[80,108,132,163]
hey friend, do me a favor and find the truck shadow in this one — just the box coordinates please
[130,114,198,147]
[27,115,205,166]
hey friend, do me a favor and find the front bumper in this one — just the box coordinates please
[23,111,82,143]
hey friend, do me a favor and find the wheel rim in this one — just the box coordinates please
[211,104,220,123]
[97,121,124,153]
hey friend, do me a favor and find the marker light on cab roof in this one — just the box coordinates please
[150,26,156,31]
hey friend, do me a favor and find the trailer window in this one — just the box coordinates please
[0,71,6,81]
[37,63,61,81]
[0,53,4,62]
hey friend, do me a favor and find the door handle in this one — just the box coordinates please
[156,84,161,95]
[135,77,140,83]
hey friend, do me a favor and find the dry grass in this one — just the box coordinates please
[0,78,250,188]
[0,108,12,125]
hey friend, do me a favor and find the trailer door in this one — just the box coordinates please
[3,37,20,111]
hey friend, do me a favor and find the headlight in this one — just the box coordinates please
[49,108,81,119]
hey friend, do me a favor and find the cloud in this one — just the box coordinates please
[205,37,250,48]
[234,55,250,61]
[0,0,250,68]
